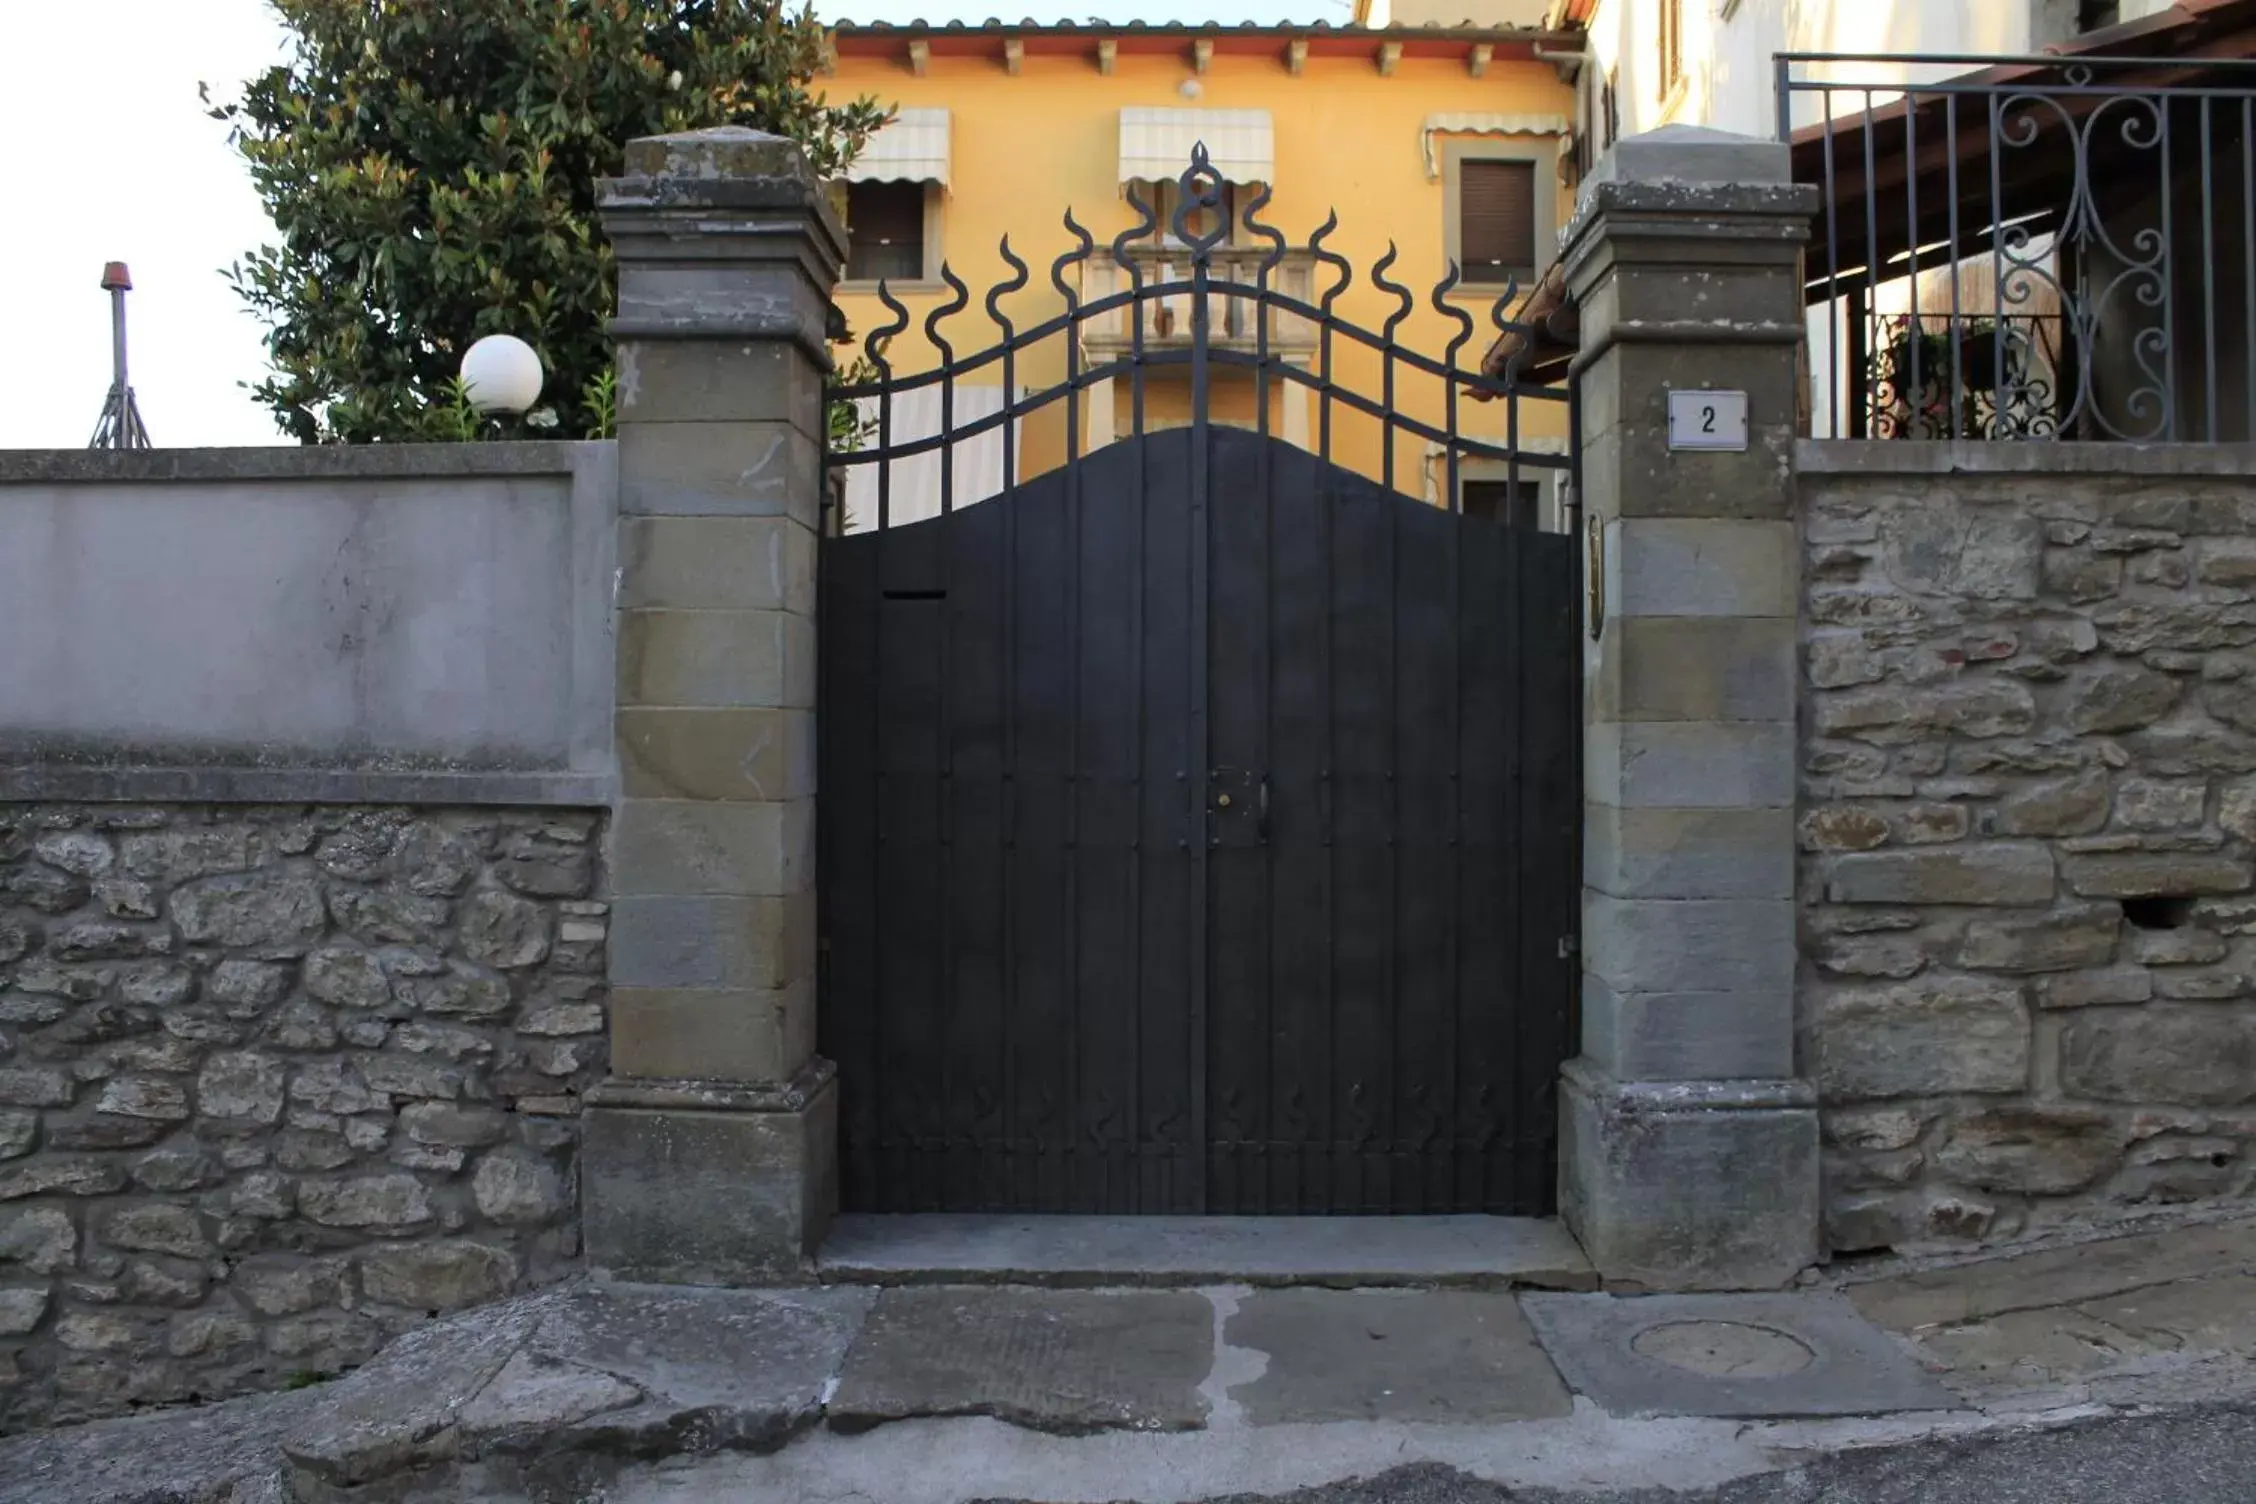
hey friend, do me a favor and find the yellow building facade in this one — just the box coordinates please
[824,20,1581,519]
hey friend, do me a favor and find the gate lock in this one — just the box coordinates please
[1208,767,1270,845]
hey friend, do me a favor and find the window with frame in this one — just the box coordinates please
[845,180,927,283]
[1457,159,1539,286]
[1658,0,1684,99]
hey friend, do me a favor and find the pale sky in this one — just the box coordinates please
[0,0,1342,451]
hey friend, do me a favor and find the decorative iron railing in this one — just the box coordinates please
[828,144,1573,526]
[1867,310,2063,440]
[1779,53,2256,442]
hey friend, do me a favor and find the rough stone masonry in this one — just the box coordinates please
[1800,447,2256,1255]
[0,804,605,1431]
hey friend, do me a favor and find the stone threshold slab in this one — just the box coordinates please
[816,1214,1596,1290]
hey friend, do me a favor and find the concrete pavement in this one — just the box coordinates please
[7,1212,2256,1502]
[1075,1402,2256,1504]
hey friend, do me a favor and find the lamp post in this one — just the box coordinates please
[89,262,151,449]
[459,334,545,420]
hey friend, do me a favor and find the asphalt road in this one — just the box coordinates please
[978,1402,2256,1504]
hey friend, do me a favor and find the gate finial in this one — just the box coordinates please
[1371,241,1415,340]
[1238,180,1287,289]
[986,236,1030,344]
[1111,179,1160,307]
[1309,210,1353,314]
[1430,260,1476,371]
[923,263,971,367]
[863,280,910,379]
[1050,209,1095,307]
[1171,141,1231,260]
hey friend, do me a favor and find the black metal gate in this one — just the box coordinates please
[819,150,1579,1215]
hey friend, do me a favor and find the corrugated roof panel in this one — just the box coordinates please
[846,107,952,186]
[1120,107,1274,183]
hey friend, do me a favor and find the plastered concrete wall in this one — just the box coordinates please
[0,445,616,805]
[1799,441,2256,1255]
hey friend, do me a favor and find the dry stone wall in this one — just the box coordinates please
[1801,454,2256,1255]
[0,804,605,1430]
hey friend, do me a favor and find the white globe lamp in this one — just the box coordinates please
[460,334,545,416]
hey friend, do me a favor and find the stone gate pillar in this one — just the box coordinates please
[1561,127,1821,1290]
[584,128,843,1283]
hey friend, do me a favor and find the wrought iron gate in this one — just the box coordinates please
[819,149,1580,1215]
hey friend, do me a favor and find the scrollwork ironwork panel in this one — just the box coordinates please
[829,143,1571,503]
[1780,53,2256,442]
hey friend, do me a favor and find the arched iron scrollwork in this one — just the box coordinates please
[830,143,1574,520]
[1998,84,2171,442]
[1852,83,2168,443]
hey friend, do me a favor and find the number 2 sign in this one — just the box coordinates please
[1666,389,1749,452]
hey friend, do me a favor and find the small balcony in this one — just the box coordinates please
[1078,244,1321,361]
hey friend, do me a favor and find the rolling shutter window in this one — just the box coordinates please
[846,181,925,283]
[1459,160,1536,283]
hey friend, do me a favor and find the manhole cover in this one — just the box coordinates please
[1629,1320,1816,1378]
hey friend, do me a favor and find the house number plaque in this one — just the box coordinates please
[1666,389,1749,451]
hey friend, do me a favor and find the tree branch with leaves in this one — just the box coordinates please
[210,0,886,443]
